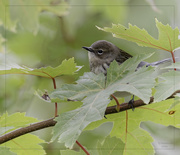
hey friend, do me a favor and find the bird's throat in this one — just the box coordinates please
[88,52,110,75]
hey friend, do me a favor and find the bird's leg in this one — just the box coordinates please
[128,95,135,111]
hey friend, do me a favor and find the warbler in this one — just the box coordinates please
[82,40,172,75]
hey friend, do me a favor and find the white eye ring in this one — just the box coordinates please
[97,50,103,55]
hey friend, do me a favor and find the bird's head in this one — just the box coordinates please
[82,40,119,63]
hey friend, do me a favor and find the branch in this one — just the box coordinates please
[106,90,180,115]
[105,97,153,115]
[0,118,56,144]
[0,90,179,144]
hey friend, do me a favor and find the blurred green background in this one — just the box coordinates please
[0,0,180,154]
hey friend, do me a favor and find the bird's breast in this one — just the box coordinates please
[90,63,108,75]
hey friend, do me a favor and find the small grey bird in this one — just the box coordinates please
[82,40,172,76]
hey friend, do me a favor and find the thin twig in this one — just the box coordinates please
[52,78,58,117]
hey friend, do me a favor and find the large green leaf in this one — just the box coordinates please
[86,98,180,155]
[97,18,180,52]
[51,53,157,148]
[0,58,81,78]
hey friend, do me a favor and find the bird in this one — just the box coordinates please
[82,40,173,110]
[82,40,172,76]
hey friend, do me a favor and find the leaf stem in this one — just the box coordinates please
[111,94,120,112]
[170,51,176,71]
[76,140,90,155]
[52,78,57,89]
[52,78,58,117]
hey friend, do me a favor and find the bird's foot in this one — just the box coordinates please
[128,95,135,111]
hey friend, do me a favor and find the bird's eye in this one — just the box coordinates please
[97,50,103,55]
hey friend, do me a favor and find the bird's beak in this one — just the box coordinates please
[82,46,94,53]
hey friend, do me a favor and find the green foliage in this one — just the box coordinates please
[97,18,180,52]
[50,53,157,148]
[86,99,180,155]
[1,2,180,154]
[0,58,81,78]
[51,54,155,102]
